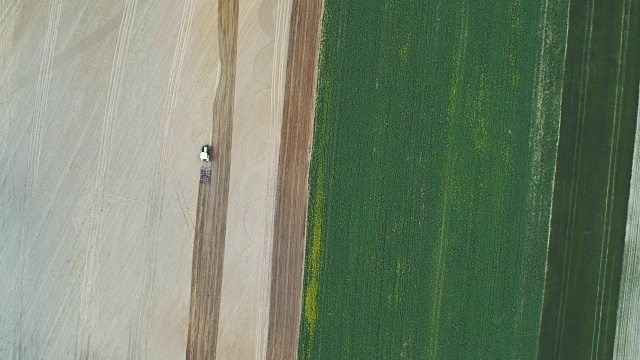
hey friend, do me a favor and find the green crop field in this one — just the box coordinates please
[537,0,640,359]
[298,0,570,358]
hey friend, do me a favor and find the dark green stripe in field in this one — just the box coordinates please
[299,0,568,359]
[537,0,640,358]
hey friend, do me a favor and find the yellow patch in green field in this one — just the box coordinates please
[511,71,521,86]
[304,165,325,349]
[474,116,488,152]
[509,0,523,85]
[473,71,488,152]
[511,0,523,31]
[399,42,410,64]
[502,141,512,160]
[509,52,517,67]
[394,259,405,303]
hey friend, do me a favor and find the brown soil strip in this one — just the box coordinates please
[266,1,324,359]
[186,1,239,359]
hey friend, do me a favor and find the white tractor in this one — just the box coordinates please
[199,145,213,183]
[200,145,212,162]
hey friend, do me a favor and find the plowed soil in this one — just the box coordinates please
[266,1,324,359]
[186,0,239,359]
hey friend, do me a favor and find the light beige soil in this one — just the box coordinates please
[0,0,218,358]
[0,0,306,358]
[213,0,294,359]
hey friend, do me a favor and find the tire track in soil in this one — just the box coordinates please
[265,1,324,359]
[75,1,137,358]
[126,0,195,358]
[15,0,63,358]
[185,0,239,359]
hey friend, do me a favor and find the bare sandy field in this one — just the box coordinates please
[1,0,219,357]
[214,0,293,358]
[0,0,296,358]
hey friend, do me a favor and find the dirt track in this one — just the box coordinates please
[266,1,324,359]
[186,0,239,359]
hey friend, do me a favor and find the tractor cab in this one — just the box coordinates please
[200,145,212,162]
